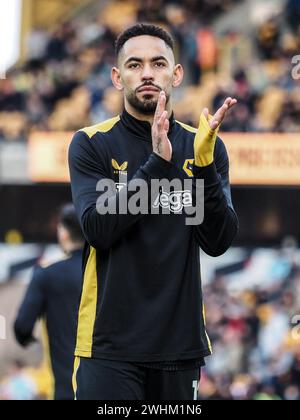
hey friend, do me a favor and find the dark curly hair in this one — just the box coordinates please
[115,23,174,57]
[59,203,84,243]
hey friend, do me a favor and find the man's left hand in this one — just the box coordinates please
[194,97,237,167]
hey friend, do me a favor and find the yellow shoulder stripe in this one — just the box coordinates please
[39,254,68,269]
[176,120,197,134]
[79,115,120,139]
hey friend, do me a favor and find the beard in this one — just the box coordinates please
[126,88,170,115]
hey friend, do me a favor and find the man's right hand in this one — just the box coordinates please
[151,91,172,162]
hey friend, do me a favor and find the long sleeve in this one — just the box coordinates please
[68,131,174,251]
[193,137,238,257]
[14,267,46,346]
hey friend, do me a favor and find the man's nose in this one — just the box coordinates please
[141,64,154,81]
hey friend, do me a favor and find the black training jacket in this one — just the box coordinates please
[68,109,238,363]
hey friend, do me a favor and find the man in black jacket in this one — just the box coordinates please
[14,204,84,400]
[69,23,238,400]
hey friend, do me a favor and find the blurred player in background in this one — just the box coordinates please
[69,23,238,400]
[14,204,84,400]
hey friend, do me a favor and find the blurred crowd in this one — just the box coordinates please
[1,245,300,400]
[201,245,300,400]
[0,0,300,142]
[0,360,52,400]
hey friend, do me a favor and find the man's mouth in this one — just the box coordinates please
[137,86,160,93]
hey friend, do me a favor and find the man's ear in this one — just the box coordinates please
[172,64,184,88]
[111,67,124,91]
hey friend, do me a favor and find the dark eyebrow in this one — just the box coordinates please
[124,56,169,65]
[124,57,143,65]
[151,56,168,63]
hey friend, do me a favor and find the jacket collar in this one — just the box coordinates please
[120,108,176,141]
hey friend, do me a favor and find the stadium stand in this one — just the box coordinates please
[0,0,299,143]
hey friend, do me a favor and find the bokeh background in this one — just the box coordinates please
[1,0,300,400]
